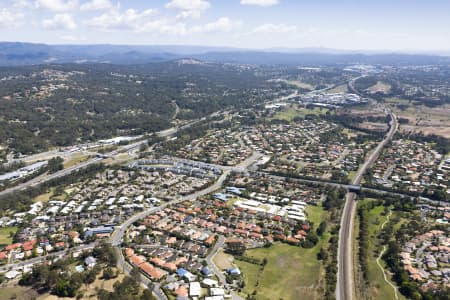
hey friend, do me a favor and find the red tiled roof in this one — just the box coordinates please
[163,262,177,272]
[150,257,165,267]
[5,243,22,251]
[129,255,146,266]
[22,240,37,251]
[139,262,154,275]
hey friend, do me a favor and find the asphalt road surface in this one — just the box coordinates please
[336,110,398,300]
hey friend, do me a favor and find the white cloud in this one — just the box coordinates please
[35,0,79,11]
[60,34,86,41]
[191,17,240,33]
[240,0,279,7]
[80,0,112,11]
[137,19,188,35]
[138,17,239,35]
[43,13,77,30]
[13,0,35,9]
[252,23,297,34]
[166,0,210,19]
[0,8,24,27]
[86,8,158,30]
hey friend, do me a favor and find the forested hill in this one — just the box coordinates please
[1,42,450,66]
[0,61,271,157]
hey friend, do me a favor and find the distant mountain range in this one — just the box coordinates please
[1,42,449,66]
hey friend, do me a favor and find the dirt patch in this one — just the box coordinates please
[359,122,388,132]
[213,249,234,270]
[400,125,450,139]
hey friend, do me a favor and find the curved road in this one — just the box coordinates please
[111,152,261,300]
[336,109,398,300]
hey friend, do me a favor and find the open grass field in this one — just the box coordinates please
[33,186,70,203]
[328,84,348,93]
[235,205,328,300]
[236,242,324,300]
[356,200,406,300]
[283,80,314,90]
[385,98,450,138]
[63,153,91,169]
[33,189,54,203]
[0,226,18,246]
[1,286,39,300]
[272,104,331,122]
[368,81,392,93]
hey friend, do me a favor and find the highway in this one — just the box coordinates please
[0,117,206,198]
[336,109,398,300]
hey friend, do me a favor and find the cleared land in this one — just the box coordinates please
[386,98,450,138]
[284,80,314,90]
[33,187,71,203]
[328,84,349,93]
[0,226,18,246]
[368,81,392,94]
[1,286,39,300]
[272,104,331,122]
[235,205,327,300]
[236,243,323,300]
[213,249,234,270]
[63,153,91,168]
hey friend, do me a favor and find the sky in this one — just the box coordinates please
[0,0,449,52]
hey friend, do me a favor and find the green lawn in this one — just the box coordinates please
[235,260,261,295]
[236,242,324,300]
[272,105,331,122]
[306,204,324,226]
[0,226,18,246]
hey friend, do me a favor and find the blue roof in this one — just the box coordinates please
[201,266,211,275]
[176,268,188,276]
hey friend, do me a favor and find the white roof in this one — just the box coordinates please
[5,270,21,279]
[189,282,201,297]
[210,288,225,296]
[202,278,218,287]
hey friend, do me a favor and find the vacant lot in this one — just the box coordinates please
[284,80,314,90]
[0,226,18,246]
[213,249,234,270]
[368,81,391,93]
[236,242,323,300]
[236,205,328,300]
[63,153,91,168]
[328,84,349,93]
[385,98,450,138]
[272,104,330,122]
[1,286,39,300]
